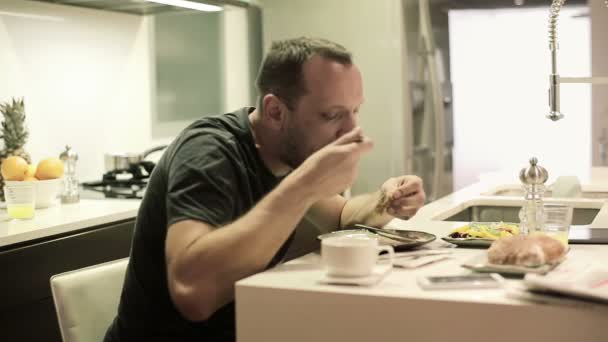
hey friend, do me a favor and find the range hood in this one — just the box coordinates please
[30,0,253,15]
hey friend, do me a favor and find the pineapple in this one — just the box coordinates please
[0,97,32,201]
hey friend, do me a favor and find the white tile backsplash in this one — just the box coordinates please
[0,0,172,181]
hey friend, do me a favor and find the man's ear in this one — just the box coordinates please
[262,94,287,129]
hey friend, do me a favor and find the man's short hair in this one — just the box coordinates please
[255,37,353,110]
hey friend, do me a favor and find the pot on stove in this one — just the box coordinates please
[104,145,167,173]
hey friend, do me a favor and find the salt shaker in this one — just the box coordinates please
[60,145,80,204]
[518,157,548,234]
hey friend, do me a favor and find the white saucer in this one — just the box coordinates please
[318,267,391,286]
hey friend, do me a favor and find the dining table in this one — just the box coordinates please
[236,174,608,342]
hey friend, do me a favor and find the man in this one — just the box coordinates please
[104,37,425,341]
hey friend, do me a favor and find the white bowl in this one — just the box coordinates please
[5,178,63,208]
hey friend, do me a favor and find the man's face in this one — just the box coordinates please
[279,55,364,168]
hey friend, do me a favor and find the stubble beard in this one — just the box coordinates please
[280,133,305,169]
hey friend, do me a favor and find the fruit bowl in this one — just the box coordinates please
[5,178,63,208]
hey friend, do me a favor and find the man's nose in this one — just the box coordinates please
[336,112,358,138]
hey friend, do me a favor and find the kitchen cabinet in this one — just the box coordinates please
[150,6,263,138]
[0,219,135,341]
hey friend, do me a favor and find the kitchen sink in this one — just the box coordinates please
[433,197,604,226]
[483,185,608,199]
[440,204,599,225]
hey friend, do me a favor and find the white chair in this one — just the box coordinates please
[50,258,128,342]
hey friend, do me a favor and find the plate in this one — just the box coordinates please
[442,221,520,248]
[441,237,495,248]
[461,252,560,275]
[317,228,436,252]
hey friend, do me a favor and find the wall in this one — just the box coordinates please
[260,0,411,195]
[222,6,253,111]
[150,5,254,138]
[0,0,163,182]
[591,0,608,166]
[0,1,252,182]
[450,7,591,189]
[153,11,223,123]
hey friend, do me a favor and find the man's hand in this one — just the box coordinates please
[293,127,373,202]
[377,175,425,219]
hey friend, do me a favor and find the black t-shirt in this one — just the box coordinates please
[104,107,293,341]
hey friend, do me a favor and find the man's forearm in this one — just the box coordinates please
[195,177,314,274]
[340,190,394,228]
[170,173,317,320]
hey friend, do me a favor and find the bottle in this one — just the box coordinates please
[518,157,548,235]
[59,145,79,204]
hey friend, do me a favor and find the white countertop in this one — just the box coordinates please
[236,173,608,342]
[0,199,140,248]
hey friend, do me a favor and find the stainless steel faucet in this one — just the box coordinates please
[547,0,608,121]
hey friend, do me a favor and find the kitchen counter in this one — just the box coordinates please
[235,174,608,342]
[0,199,140,249]
[0,197,141,341]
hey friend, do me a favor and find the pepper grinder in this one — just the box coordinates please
[518,157,548,235]
[60,145,80,204]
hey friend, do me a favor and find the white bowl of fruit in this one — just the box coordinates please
[2,156,65,208]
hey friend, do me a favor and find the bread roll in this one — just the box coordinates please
[487,234,566,267]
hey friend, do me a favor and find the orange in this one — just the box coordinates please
[1,156,29,181]
[24,176,38,181]
[36,157,64,180]
[26,164,36,178]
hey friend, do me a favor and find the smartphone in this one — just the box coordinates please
[417,273,504,290]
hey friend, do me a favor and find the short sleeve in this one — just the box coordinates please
[166,133,239,228]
